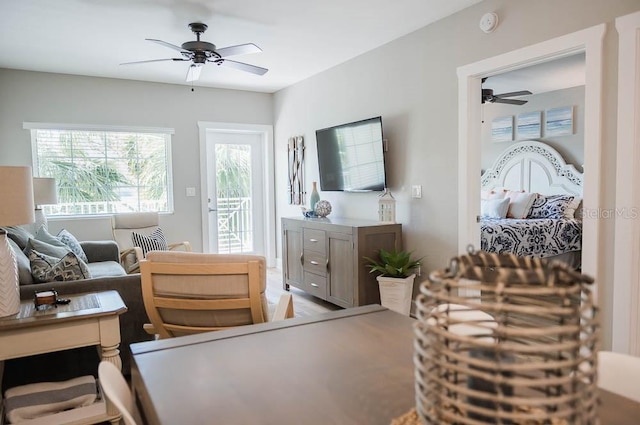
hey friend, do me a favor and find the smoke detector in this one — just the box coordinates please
[479,12,499,33]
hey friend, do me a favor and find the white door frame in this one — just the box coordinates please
[198,121,276,267]
[456,25,605,297]
[613,11,640,355]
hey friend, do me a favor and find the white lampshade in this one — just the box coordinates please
[33,177,58,206]
[0,166,35,226]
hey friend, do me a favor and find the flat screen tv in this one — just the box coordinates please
[315,116,386,192]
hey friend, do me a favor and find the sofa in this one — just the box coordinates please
[2,225,153,389]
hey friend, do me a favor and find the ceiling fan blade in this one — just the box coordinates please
[493,98,528,105]
[186,64,203,82]
[215,43,262,58]
[120,58,189,65]
[216,59,268,75]
[495,90,532,98]
[146,39,192,54]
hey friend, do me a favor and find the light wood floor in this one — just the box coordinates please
[266,268,341,317]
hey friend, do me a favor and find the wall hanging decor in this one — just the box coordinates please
[491,115,514,142]
[287,136,305,205]
[545,106,574,137]
[516,111,541,139]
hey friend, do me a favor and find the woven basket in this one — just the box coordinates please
[414,251,599,425]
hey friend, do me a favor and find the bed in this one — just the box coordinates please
[480,140,583,269]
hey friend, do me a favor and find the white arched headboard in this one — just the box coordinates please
[481,141,583,196]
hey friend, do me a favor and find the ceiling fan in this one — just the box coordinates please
[120,22,268,82]
[481,77,532,105]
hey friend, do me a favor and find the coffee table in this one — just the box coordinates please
[0,290,127,425]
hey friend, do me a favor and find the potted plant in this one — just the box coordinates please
[364,249,421,316]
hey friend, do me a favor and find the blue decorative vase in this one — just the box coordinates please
[310,181,320,213]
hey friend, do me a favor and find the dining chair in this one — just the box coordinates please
[98,361,139,425]
[140,251,295,339]
[111,212,192,274]
[598,351,640,403]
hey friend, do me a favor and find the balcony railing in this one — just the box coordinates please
[44,197,253,254]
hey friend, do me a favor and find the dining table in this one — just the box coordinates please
[130,304,640,425]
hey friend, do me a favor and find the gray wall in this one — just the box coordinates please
[273,0,640,350]
[481,85,585,172]
[0,69,273,250]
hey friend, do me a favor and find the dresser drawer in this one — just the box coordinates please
[303,229,326,254]
[302,272,327,298]
[303,251,327,275]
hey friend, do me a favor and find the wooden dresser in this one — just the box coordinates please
[282,217,402,308]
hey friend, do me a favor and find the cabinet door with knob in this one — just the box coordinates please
[282,221,303,291]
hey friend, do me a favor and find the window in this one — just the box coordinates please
[26,123,174,216]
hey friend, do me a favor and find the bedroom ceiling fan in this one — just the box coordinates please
[120,22,268,82]
[481,77,532,105]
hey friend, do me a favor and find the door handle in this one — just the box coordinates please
[209,208,217,212]
[310,260,319,265]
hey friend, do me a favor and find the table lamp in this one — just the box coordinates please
[0,166,35,317]
[33,177,58,231]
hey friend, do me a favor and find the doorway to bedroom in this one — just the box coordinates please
[457,24,605,296]
[478,53,586,270]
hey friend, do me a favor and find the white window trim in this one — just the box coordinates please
[23,122,175,134]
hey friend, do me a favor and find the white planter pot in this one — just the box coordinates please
[376,274,415,316]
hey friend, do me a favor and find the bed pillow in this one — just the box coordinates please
[57,229,89,263]
[29,250,91,283]
[132,227,168,257]
[481,189,506,200]
[563,196,582,219]
[526,194,576,219]
[506,191,537,219]
[481,198,510,219]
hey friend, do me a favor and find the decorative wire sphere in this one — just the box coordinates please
[413,250,599,425]
[314,200,332,217]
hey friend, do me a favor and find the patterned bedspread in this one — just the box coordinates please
[480,218,582,258]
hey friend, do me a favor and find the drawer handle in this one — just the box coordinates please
[309,238,319,243]
[310,283,319,288]
[310,260,319,265]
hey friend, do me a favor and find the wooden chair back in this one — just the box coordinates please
[140,251,271,339]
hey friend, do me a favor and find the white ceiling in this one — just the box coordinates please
[0,0,483,93]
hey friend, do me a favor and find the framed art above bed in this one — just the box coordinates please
[480,140,583,269]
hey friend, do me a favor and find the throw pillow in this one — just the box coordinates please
[57,229,89,263]
[35,227,69,248]
[3,226,34,250]
[24,238,71,259]
[506,192,537,219]
[526,194,576,219]
[480,197,510,219]
[29,250,91,283]
[132,227,168,257]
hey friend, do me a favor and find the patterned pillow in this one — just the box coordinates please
[57,229,89,263]
[526,194,576,219]
[131,227,168,257]
[29,250,91,283]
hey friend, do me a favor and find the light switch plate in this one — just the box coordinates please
[411,185,422,199]
[186,187,196,197]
